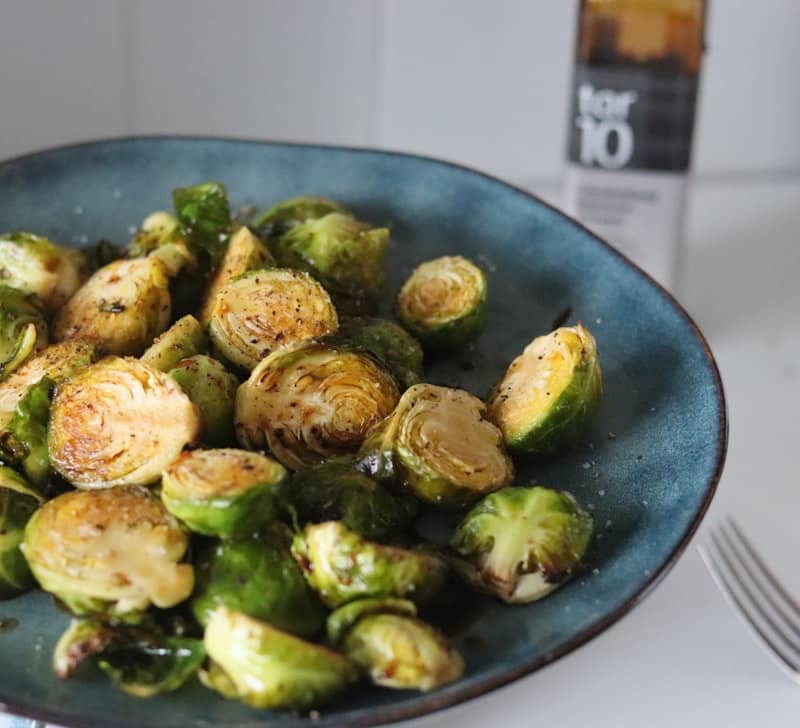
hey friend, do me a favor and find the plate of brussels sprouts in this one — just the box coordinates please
[0,138,726,728]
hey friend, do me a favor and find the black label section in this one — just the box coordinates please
[567,64,698,172]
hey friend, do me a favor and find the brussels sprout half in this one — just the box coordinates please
[486,324,602,455]
[140,314,207,372]
[23,486,194,619]
[291,521,447,608]
[358,384,513,508]
[236,342,400,471]
[252,196,346,233]
[207,269,339,370]
[161,448,286,538]
[191,524,325,636]
[326,597,417,645]
[0,232,88,313]
[450,486,593,603]
[168,355,239,447]
[0,286,48,381]
[48,357,201,489]
[396,256,487,351]
[199,226,274,325]
[128,211,182,258]
[52,256,175,356]
[202,607,358,710]
[0,466,43,599]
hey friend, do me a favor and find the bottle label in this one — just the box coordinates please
[567,64,698,173]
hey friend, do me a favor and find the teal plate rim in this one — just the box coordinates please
[0,135,728,728]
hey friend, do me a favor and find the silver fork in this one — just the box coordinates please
[697,516,800,684]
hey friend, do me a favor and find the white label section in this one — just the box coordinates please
[561,163,689,290]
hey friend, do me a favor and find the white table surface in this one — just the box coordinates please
[4,173,800,728]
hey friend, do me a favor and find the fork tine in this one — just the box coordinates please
[698,533,800,684]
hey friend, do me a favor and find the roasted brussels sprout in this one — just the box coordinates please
[0,232,87,312]
[191,524,325,636]
[52,256,175,356]
[48,357,200,488]
[172,182,231,263]
[0,286,48,381]
[23,486,194,618]
[285,458,418,540]
[141,315,207,372]
[252,196,346,233]
[128,211,182,258]
[291,521,447,608]
[333,317,423,389]
[202,607,358,710]
[450,486,593,603]
[53,618,114,678]
[271,212,389,313]
[486,324,602,455]
[199,226,274,325]
[340,614,463,691]
[207,269,338,370]
[358,384,513,508]
[0,466,43,599]
[236,342,399,470]
[326,597,417,644]
[396,255,487,351]
[168,355,239,447]
[161,448,286,538]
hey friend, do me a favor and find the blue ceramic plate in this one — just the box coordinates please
[0,138,726,728]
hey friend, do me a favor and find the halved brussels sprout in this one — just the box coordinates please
[202,607,358,710]
[128,211,182,258]
[450,486,593,603]
[358,383,513,508]
[0,341,97,431]
[191,524,325,636]
[285,458,418,540]
[252,196,346,233]
[52,256,175,356]
[23,486,194,618]
[396,255,487,350]
[207,269,339,370]
[172,182,232,264]
[0,466,43,599]
[161,448,286,538]
[53,618,114,678]
[326,597,417,645]
[340,614,463,691]
[141,315,207,372]
[236,342,399,470]
[48,357,201,488]
[0,232,88,313]
[168,355,239,447]
[199,226,275,325]
[333,317,423,389]
[271,213,389,313]
[291,521,447,608]
[0,286,48,381]
[486,324,602,455]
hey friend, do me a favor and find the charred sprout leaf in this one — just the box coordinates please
[141,315,207,373]
[191,524,325,637]
[23,486,194,619]
[83,239,124,271]
[53,618,115,678]
[208,268,338,370]
[272,212,389,314]
[0,232,88,313]
[161,448,286,538]
[48,357,200,488]
[285,458,418,540]
[291,521,447,608]
[358,384,513,508]
[172,183,231,264]
[0,466,43,599]
[0,286,48,381]
[236,342,399,471]
[326,597,417,645]
[450,486,593,603]
[168,355,239,447]
[340,613,463,691]
[396,256,487,351]
[487,324,602,455]
[202,607,358,710]
[252,196,346,235]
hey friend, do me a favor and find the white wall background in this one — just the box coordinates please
[1,0,798,184]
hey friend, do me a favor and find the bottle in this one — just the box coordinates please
[562,0,706,290]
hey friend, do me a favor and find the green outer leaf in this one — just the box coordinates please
[0,466,42,599]
[191,526,325,637]
[252,196,346,232]
[172,182,231,263]
[326,597,417,645]
[141,315,208,373]
[0,286,48,381]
